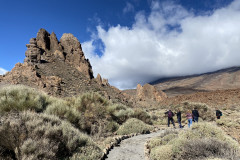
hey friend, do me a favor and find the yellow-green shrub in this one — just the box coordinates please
[0,111,102,160]
[116,118,154,135]
[44,98,83,129]
[150,145,173,160]
[149,122,240,160]
[0,85,48,113]
[107,104,134,124]
[132,108,152,125]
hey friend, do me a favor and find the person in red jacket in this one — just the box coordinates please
[165,109,175,128]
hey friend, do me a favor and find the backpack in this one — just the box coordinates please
[168,111,173,118]
[217,110,222,116]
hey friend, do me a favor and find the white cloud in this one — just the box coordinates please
[82,0,240,89]
[123,2,134,14]
[0,67,7,75]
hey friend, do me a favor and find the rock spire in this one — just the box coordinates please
[24,28,93,79]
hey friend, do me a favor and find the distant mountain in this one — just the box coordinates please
[150,66,240,97]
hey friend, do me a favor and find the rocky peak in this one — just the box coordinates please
[96,73,109,86]
[36,28,50,50]
[24,28,93,79]
[136,83,167,101]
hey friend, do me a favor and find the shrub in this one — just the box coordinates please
[150,145,173,160]
[73,92,109,113]
[105,121,119,133]
[148,122,240,160]
[132,108,152,125]
[72,92,110,134]
[180,138,239,160]
[107,104,134,124]
[44,98,83,129]
[0,85,48,113]
[0,111,102,160]
[116,118,154,135]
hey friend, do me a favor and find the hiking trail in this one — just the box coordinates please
[105,130,164,160]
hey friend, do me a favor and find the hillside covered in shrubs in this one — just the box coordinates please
[0,85,153,159]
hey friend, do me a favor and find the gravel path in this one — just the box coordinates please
[106,130,164,160]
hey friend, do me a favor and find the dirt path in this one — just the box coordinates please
[106,130,164,160]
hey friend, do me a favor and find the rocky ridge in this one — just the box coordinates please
[0,29,129,105]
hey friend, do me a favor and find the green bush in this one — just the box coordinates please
[150,145,173,160]
[0,111,102,160]
[44,98,83,129]
[73,92,109,113]
[132,108,152,125]
[107,104,134,124]
[116,118,154,135]
[0,85,48,113]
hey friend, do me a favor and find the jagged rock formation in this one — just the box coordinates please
[0,29,129,105]
[24,28,93,79]
[96,73,110,86]
[136,84,167,102]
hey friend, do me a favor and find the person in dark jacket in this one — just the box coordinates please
[176,109,182,128]
[192,108,199,122]
[216,109,222,119]
[165,109,175,128]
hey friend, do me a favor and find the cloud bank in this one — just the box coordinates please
[0,67,7,75]
[82,0,240,89]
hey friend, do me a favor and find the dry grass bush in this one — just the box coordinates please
[149,122,240,160]
[148,132,178,151]
[106,104,134,124]
[0,85,48,113]
[0,111,102,160]
[73,92,110,134]
[132,108,152,125]
[180,138,239,160]
[116,118,154,135]
[150,145,173,160]
[44,98,83,129]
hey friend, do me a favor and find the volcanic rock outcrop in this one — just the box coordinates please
[0,29,129,105]
[136,84,167,102]
[96,73,110,86]
[24,28,93,79]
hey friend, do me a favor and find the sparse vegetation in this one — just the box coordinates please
[0,111,102,160]
[0,85,48,113]
[148,122,240,160]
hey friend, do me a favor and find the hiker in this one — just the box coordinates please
[176,109,182,128]
[165,109,175,128]
[192,107,199,122]
[186,110,193,128]
[216,109,222,119]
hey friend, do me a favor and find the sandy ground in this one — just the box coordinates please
[106,130,164,160]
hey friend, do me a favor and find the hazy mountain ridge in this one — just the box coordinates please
[150,66,240,97]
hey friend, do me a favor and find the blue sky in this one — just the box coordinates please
[1,0,239,89]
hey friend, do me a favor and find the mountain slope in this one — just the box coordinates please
[151,66,240,97]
